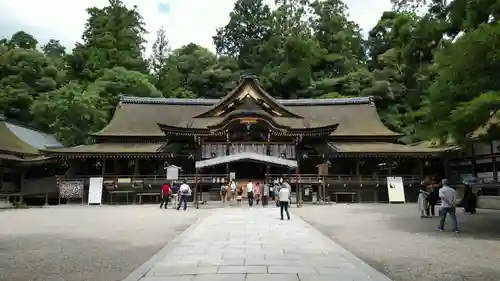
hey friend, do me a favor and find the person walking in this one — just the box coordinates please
[436,179,459,233]
[246,180,254,206]
[177,180,191,211]
[254,182,261,205]
[278,181,291,220]
[159,182,171,209]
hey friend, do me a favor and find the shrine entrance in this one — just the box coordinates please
[229,161,266,179]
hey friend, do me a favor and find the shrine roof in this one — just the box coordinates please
[0,114,63,157]
[328,142,456,156]
[95,97,399,138]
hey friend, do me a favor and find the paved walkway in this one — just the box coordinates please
[124,207,392,281]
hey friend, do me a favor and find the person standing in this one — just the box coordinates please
[279,181,291,220]
[426,180,440,217]
[170,183,179,209]
[262,182,270,206]
[220,182,227,204]
[254,182,261,205]
[230,179,236,201]
[461,183,477,214]
[436,179,459,233]
[417,179,429,218]
[177,180,191,211]
[236,184,243,204]
[159,182,171,209]
[246,180,254,206]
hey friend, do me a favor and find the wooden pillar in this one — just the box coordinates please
[355,158,360,176]
[471,143,478,178]
[0,164,4,192]
[387,157,393,176]
[443,157,449,179]
[491,142,498,181]
[101,158,106,175]
[18,169,25,204]
[418,158,424,179]
[65,159,77,176]
[114,158,119,174]
[134,158,140,175]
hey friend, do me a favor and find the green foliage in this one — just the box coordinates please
[0,0,499,146]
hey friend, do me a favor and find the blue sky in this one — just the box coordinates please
[0,0,392,55]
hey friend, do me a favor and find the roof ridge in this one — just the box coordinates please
[120,95,375,106]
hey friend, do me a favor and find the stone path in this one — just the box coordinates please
[125,207,393,281]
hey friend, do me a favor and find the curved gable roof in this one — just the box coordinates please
[94,95,399,138]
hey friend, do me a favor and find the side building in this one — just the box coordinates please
[43,75,452,204]
[0,114,65,205]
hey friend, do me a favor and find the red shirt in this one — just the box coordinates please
[162,184,170,196]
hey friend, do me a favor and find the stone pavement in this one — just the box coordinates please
[124,207,393,281]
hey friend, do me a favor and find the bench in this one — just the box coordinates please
[333,192,357,203]
[109,190,135,204]
[136,192,161,204]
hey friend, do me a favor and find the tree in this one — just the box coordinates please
[85,67,161,116]
[31,83,107,146]
[42,39,66,58]
[0,47,65,123]
[9,31,38,49]
[423,23,500,143]
[212,0,272,72]
[67,0,148,82]
[150,26,172,96]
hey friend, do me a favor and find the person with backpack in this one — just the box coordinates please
[159,182,171,209]
[177,180,191,211]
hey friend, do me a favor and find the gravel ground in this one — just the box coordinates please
[0,205,209,281]
[293,204,500,281]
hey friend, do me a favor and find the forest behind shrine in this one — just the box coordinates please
[1,0,499,146]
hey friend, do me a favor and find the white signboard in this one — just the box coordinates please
[88,177,103,205]
[386,176,406,203]
[230,172,236,181]
[166,166,179,180]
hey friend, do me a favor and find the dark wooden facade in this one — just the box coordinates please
[43,75,453,203]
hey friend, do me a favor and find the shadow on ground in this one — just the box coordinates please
[294,204,500,281]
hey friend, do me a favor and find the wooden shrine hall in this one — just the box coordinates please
[41,74,455,204]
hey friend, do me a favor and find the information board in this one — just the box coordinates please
[166,166,179,180]
[386,176,406,203]
[88,177,103,205]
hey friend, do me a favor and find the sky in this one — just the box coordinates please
[0,0,392,55]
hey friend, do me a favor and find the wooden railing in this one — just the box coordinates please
[56,173,423,185]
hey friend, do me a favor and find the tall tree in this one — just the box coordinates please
[423,23,500,143]
[149,26,172,96]
[9,31,38,49]
[67,0,148,82]
[42,39,66,58]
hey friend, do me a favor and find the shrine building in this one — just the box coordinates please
[41,75,453,203]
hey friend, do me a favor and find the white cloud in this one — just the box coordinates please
[0,0,392,55]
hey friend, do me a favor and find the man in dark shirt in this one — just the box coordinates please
[426,179,440,217]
